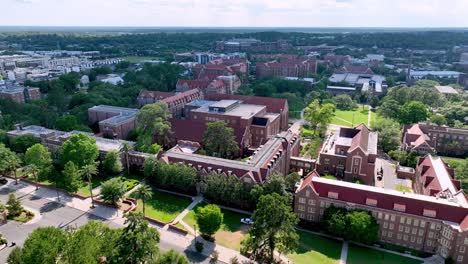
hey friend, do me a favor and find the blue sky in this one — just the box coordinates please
[2,0,468,27]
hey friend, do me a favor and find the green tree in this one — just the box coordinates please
[334,94,356,110]
[263,173,287,196]
[195,204,224,237]
[10,134,40,153]
[61,133,99,169]
[398,101,429,124]
[203,120,240,159]
[134,184,153,217]
[430,115,447,126]
[154,249,189,264]
[100,177,126,205]
[136,102,172,149]
[253,83,276,96]
[285,172,301,192]
[55,115,79,131]
[148,143,163,154]
[122,142,133,175]
[241,193,299,263]
[377,99,400,119]
[6,193,23,217]
[304,100,335,135]
[102,150,123,175]
[0,144,21,184]
[62,161,82,193]
[25,144,52,190]
[321,206,347,238]
[80,162,98,208]
[371,117,401,152]
[7,227,66,264]
[345,210,379,244]
[114,213,160,264]
[62,221,119,264]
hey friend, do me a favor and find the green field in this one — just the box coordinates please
[331,107,369,127]
[132,190,191,223]
[288,231,342,264]
[76,176,107,197]
[347,245,423,264]
[182,202,250,250]
[441,156,465,168]
[122,56,160,63]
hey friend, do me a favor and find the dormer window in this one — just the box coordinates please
[423,209,436,218]
[393,203,406,212]
[328,192,339,199]
[366,198,378,206]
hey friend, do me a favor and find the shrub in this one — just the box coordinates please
[7,193,23,218]
[100,178,126,205]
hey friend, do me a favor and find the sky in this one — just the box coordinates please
[2,0,468,28]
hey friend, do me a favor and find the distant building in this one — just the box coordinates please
[459,73,468,88]
[88,105,138,140]
[402,124,468,157]
[324,54,351,67]
[316,124,378,186]
[409,70,461,80]
[0,84,41,104]
[98,74,124,85]
[215,39,292,52]
[328,72,387,96]
[256,59,317,79]
[137,89,204,118]
[434,85,459,96]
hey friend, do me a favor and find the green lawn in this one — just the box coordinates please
[122,56,160,63]
[117,174,143,192]
[76,176,107,197]
[347,245,423,264]
[182,202,250,250]
[288,231,342,264]
[132,190,191,223]
[332,107,369,127]
[441,156,465,168]
[395,185,413,193]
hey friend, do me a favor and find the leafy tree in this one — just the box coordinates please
[241,193,299,263]
[62,161,82,193]
[114,213,160,264]
[0,144,21,183]
[122,142,133,174]
[398,101,429,124]
[7,227,66,264]
[154,250,189,264]
[334,94,356,110]
[263,173,287,196]
[55,115,79,131]
[304,100,335,136]
[285,172,301,192]
[253,83,276,96]
[61,133,99,169]
[389,150,419,167]
[102,150,123,175]
[377,99,400,119]
[134,184,153,217]
[10,134,40,153]
[136,102,172,149]
[345,210,379,244]
[430,115,447,126]
[100,177,126,205]
[203,120,240,159]
[7,193,23,217]
[147,160,198,195]
[148,143,163,154]
[321,206,347,238]
[62,221,120,264]
[371,117,401,152]
[80,162,98,208]
[202,172,254,210]
[25,143,52,190]
[195,204,224,237]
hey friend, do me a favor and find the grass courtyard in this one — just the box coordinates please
[182,202,250,251]
[347,245,423,264]
[331,107,369,127]
[132,189,191,223]
[288,231,342,264]
[76,176,107,197]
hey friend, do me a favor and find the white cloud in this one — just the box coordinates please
[1,0,468,27]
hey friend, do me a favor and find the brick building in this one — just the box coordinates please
[88,105,138,140]
[0,86,41,104]
[316,124,378,186]
[215,39,292,53]
[256,59,318,79]
[414,155,466,203]
[294,172,468,263]
[402,124,468,157]
[176,75,241,95]
[137,89,204,118]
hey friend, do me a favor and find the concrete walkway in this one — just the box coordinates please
[168,195,203,228]
[340,241,348,264]
[367,105,372,127]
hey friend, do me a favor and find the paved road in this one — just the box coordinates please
[0,180,213,263]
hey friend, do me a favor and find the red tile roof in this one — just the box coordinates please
[138,90,175,99]
[176,79,211,89]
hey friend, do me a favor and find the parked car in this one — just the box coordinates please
[241,218,254,225]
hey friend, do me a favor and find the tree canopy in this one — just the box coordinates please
[61,133,99,169]
[195,204,224,237]
[136,102,172,149]
[203,120,240,159]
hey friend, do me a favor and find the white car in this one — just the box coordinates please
[241,218,254,225]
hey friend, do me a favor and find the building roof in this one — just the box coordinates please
[138,90,175,100]
[88,105,138,125]
[298,173,468,229]
[205,93,288,114]
[335,65,374,75]
[434,85,459,95]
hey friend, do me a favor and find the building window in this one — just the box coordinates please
[399,226,404,232]
[458,256,464,262]
[413,219,419,226]
[383,222,388,229]
[464,238,468,245]
[403,235,408,241]
[390,215,396,222]
[298,205,305,211]
[388,232,393,238]
[299,198,306,204]
[400,217,406,224]
[420,221,426,228]
[397,234,402,240]
[308,199,316,206]
[427,240,432,247]
[423,209,437,218]
[428,232,434,239]
[353,168,358,174]
[389,223,394,230]
[412,228,417,235]
[419,229,424,236]
[328,192,339,199]
[366,198,378,206]
[460,246,466,253]
[417,238,422,244]
[308,207,315,213]
[305,190,310,197]
[394,203,406,212]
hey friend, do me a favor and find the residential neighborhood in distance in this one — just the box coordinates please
[0,2,468,264]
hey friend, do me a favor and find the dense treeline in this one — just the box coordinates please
[3,31,468,55]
